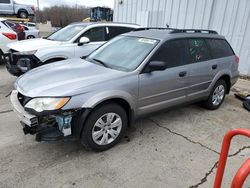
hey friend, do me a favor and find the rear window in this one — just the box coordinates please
[206,39,234,58]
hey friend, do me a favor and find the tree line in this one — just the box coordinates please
[36,5,90,27]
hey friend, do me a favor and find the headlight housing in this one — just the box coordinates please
[25,97,70,112]
[15,50,37,55]
[17,57,31,71]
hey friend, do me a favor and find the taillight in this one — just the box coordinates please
[235,55,240,63]
[2,33,17,40]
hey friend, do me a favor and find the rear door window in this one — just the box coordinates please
[28,23,35,27]
[82,27,106,42]
[187,39,211,63]
[150,39,187,68]
[107,26,135,40]
[206,39,234,58]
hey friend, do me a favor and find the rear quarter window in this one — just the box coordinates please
[206,39,234,58]
[107,26,135,40]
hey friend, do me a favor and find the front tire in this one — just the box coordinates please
[0,50,4,64]
[81,103,128,151]
[204,79,227,110]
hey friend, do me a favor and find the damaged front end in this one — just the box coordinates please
[5,49,41,76]
[10,90,80,142]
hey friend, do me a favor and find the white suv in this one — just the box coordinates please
[0,18,17,63]
[6,22,140,76]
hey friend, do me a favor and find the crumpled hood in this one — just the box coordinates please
[8,38,61,52]
[15,58,127,97]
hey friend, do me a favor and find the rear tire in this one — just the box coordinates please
[204,79,227,110]
[27,35,35,39]
[81,103,128,151]
[18,11,28,18]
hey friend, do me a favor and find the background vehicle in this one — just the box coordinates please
[0,0,35,18]
[4,20,25,40]
[20,22,36,28]
[90,7,113,22]
[10,28,239,151]
[5,22,140,76]
[21,24,40,39]
[0,18,17,63]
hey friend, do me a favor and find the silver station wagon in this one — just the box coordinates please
[10,28,239,151]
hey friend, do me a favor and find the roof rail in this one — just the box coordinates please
[134,27,175,31]
[170,29,218,34]
[134,27,218,34]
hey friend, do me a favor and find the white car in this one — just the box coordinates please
[21,24,40,39]
[21,22,36,28]
[0,18,17,63]
[6,22,140,76]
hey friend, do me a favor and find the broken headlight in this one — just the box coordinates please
[25,97,70,112]
[17,57,31,72]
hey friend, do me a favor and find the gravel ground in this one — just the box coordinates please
[0,65,249,188]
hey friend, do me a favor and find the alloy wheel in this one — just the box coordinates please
[92,113,122,145]
[212,85,225,106]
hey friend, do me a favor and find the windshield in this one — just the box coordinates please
[47,24,85,41]
[88,36,158,71]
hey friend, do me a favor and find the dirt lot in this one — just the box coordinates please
[0,65,249,188]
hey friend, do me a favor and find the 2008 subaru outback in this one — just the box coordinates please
[10,28,239,151]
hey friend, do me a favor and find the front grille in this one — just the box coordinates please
[17,92,32,106]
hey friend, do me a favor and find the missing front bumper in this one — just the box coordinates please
[10,90,75,140]
[10,90,38,127]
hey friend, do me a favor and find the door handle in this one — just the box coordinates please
[212,64,218,70]
[179,71,187,77]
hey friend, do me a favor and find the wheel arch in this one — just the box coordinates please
[75,97,135,139]
[210,71,232,94]
[92,98,134,125]
[43,57,67,64]
[218,74,231,94]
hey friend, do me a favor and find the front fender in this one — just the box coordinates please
[35,51,72,63]
[35,44,75,62]
[82,90,137,112]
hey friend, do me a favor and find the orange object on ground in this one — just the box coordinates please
[214,128,250,188]
[231,158,250,188]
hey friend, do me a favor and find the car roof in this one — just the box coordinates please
[70,22,140,28]
[123,29,225,41]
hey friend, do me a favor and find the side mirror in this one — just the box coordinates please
[146,61,166,73]
[78,37,90,46]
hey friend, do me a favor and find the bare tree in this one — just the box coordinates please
[36,5,90,27]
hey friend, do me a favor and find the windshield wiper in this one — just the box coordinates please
[92,58,110,68]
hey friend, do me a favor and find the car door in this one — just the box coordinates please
[0,0,13,14]
[138,39,190,115]
[74,26,107,57]
[185,38,216,99]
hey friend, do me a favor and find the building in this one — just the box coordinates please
[113,0,250,76]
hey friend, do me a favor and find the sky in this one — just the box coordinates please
[15,0,114,9]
